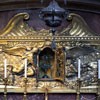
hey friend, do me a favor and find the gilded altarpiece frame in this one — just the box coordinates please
[0,12,100,99]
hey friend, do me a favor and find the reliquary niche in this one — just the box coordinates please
[0,12,100,93]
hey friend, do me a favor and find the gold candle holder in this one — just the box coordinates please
[23,78,28,100]
[97,79,100,100]
[45,88,48,100]
[3,78,8,100]
[76,79,81,100]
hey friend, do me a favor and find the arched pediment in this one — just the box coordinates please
[0,12,98,37]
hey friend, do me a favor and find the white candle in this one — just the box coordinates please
[98,60,100,79]
[4,59,7,78]
[78,59,81,79]
[25,59,27,78]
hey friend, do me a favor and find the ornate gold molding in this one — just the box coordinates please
[0,12,99,94]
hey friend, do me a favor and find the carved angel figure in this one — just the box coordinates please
[0,45,39,77]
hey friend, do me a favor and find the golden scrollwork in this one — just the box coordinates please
[61,13,97,36]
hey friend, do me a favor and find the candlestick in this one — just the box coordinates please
[78,59,81,79]
[76,79,81,100]
[3,78,8,100]
[98,60,100,79]
[4,59,7,78]
[45,88,48,100]
[23,78,28,100]
[25,59,27,78]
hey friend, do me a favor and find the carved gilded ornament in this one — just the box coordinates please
[0,12,99,93]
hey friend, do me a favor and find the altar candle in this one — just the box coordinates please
[78,59,81,79]
[4,59,7,78]
[98,60,100,79]
[25,59,27,78]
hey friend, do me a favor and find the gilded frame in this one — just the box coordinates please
[0,12,99,97]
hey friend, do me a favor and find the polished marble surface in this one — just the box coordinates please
[0,93,96,100]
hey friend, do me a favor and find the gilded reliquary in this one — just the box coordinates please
[0,12,100,94]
